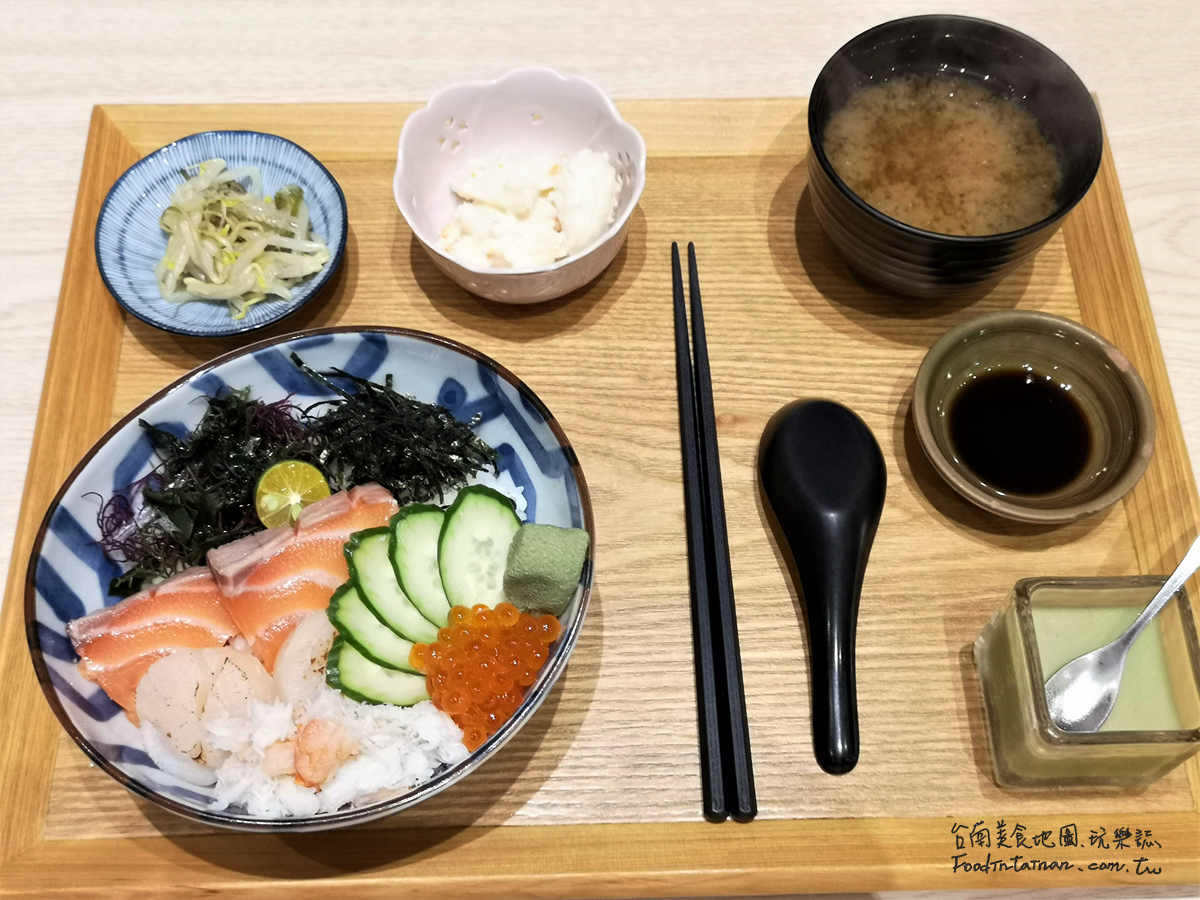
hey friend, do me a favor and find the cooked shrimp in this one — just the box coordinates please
[293,718,356,788]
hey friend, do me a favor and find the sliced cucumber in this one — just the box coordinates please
[327,582,419,673]
[389,505,452,627]
[326,636,430,706]
[345,528,439,644]
[439,485,521,609]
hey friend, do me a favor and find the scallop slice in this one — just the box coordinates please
[138,720,218,787]
[201,647,276,719]
[135,650,213,762]
[273,611,336,703]
[136,647,275,769]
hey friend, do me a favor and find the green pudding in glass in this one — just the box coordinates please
[1032,605,1181,731]
[973,576,1200,788]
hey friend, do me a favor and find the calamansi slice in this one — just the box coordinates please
[255,460,331,528]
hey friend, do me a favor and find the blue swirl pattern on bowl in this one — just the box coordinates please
[25,328,592,831]
[95,131,348,337]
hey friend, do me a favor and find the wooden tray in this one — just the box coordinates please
[2,100,1198,896]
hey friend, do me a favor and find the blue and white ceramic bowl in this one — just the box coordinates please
[25,328,593,831]
[95,131,348,337]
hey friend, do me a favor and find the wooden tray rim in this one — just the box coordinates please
[0,100,1197,896]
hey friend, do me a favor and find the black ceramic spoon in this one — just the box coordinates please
[759,400,886,775]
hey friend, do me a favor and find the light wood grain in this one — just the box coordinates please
[5,812,1200,898]
[1,100,1197,896]
[0,106,135,864]
[4,1,1199,608]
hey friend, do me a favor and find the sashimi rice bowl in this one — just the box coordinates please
[26,328,593,830]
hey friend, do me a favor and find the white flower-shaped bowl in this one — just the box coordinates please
[394,67,646,304]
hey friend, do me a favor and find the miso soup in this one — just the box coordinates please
[822,74,1061,236]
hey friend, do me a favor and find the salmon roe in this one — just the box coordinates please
[410,602,563,750]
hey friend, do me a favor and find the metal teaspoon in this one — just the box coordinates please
[1045,534,1200,732]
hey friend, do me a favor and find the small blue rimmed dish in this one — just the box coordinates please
[95,130,348,337]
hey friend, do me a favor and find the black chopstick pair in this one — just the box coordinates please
[671,242,757,823]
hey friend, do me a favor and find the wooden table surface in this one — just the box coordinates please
[1,2,1198,898]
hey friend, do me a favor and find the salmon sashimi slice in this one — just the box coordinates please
[66,567,238,718]
[208,483,398,671]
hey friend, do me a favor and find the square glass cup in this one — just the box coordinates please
[974,576,1200,788]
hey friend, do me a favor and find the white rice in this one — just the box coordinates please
[207,687,469,818]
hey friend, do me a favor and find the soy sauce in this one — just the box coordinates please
[948,370,1091,495]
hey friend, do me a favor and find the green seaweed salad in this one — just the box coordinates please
[98,353,497,596]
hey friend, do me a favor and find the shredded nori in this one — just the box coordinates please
[291,354,497,503]
[98,354,497,596]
